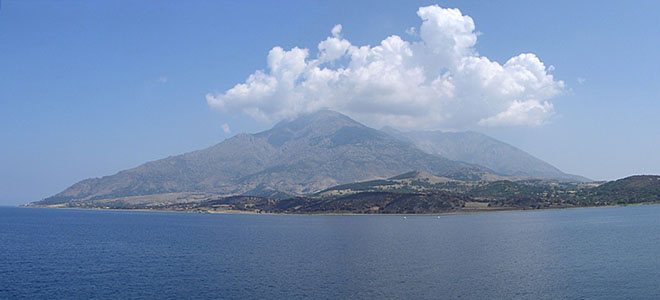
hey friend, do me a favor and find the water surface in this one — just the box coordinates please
[2,206,660,299]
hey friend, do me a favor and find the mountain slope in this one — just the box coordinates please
[382,128,589,182]
[577,175,660,204]
[39,110,493,205]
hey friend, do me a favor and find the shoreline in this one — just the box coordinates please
[18,202,660,217]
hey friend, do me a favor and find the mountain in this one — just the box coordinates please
[382,128,589,182]
[38,110,495,205]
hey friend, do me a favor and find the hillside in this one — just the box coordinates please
[316,170,470,197]
[382,128,589,182]
[576,175,660,205]
[37,110,494,205]
[33,173,660,214]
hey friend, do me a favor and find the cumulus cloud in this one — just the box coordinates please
[206,5,564,129]
[221,123,231,134]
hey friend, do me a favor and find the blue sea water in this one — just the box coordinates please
[1,206,660,299]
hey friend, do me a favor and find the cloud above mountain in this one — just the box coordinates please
[206,5,564,129]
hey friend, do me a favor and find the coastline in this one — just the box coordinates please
[19,201,660,217]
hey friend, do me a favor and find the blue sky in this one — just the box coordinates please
[1,0,659,205]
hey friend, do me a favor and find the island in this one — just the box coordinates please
[28,173,660,215]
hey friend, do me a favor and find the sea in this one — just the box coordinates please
[2,205,660,299]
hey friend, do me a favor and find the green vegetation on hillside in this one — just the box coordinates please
[34,175,660,215]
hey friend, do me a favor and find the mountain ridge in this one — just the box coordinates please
[40,110,498,205]
[381,127,589,182]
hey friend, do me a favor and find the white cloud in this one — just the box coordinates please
[478,100,554,127]
[221,123,231,134]
[577,77,586,84]
[405,26,417,36]
[158,76,168,83]
[206,5,564,129]
[331,24,342,38]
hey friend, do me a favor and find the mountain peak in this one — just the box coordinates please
[256,110,366,147]
[307,109,353,119]
[273,110,359,129]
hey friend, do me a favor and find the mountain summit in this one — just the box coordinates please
[40,110,495,205]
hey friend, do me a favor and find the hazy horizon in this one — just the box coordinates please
[2,1,660,206]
